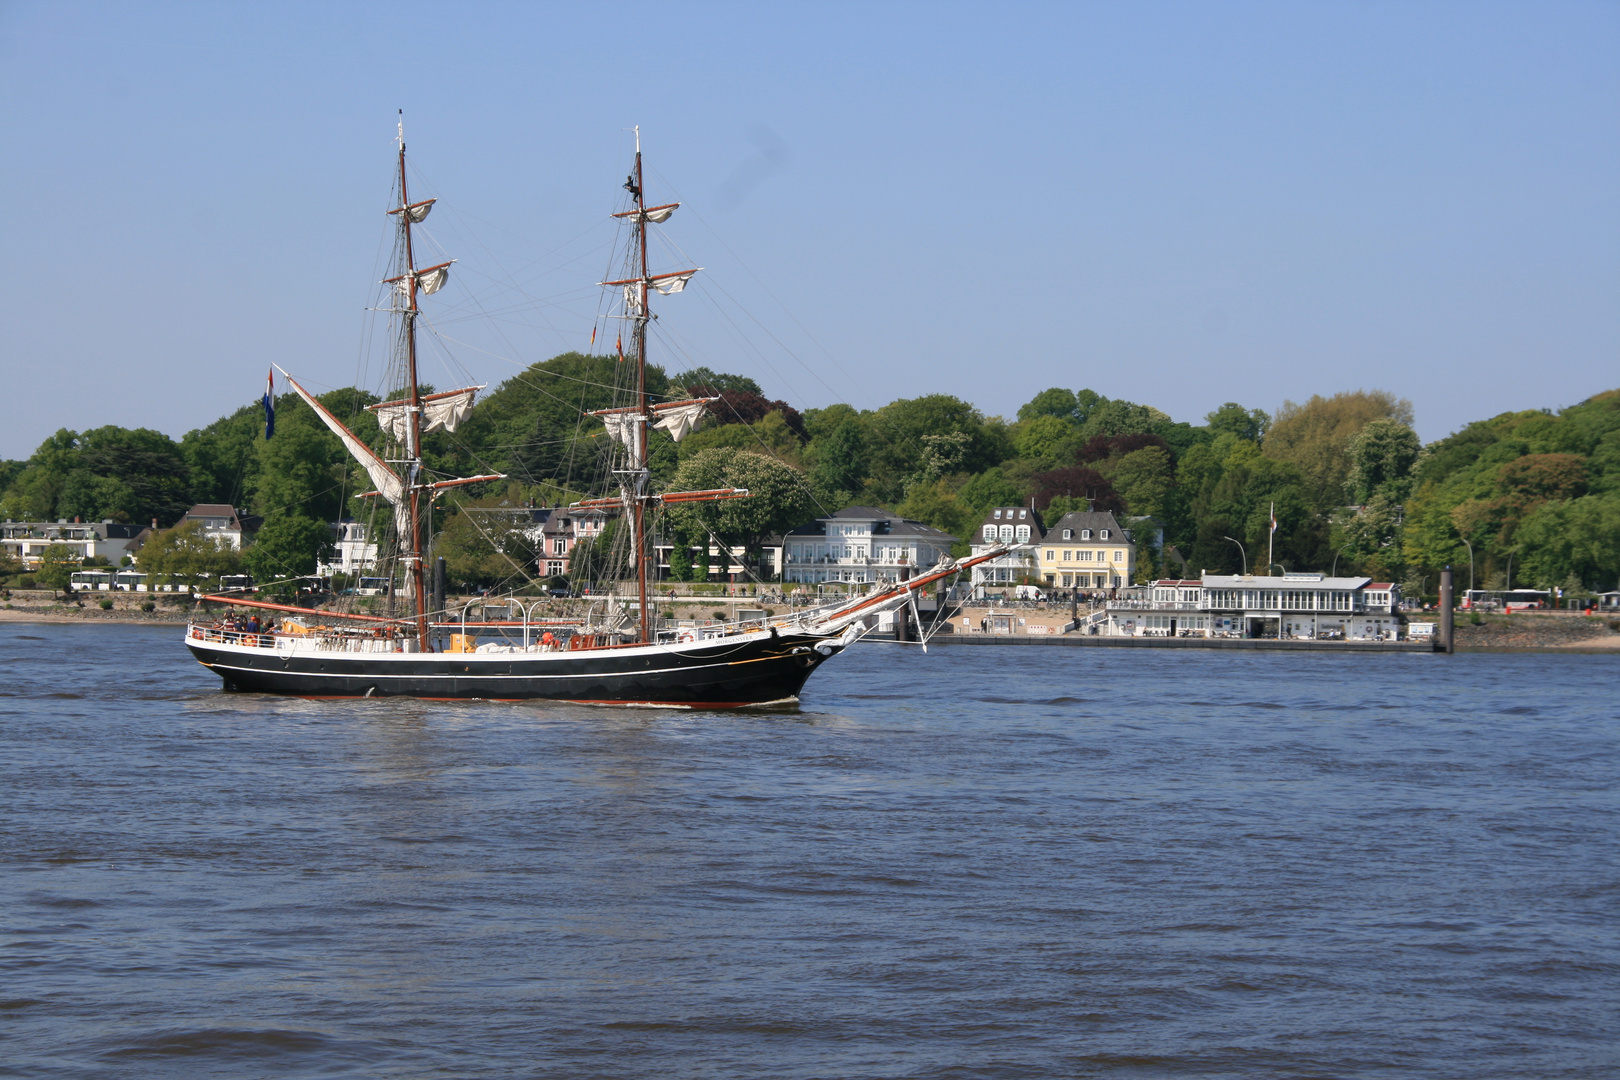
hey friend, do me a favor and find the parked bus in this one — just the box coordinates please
[1463,588,1550,611]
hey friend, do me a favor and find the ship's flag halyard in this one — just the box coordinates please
[262,369,275,439]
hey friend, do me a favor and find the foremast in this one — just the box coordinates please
[280,117,501,650]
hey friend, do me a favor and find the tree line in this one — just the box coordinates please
[3,353,1616,599]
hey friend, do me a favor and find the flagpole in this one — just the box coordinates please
[1268,501,1275,576]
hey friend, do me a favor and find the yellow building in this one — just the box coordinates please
[1037,511,1134,590]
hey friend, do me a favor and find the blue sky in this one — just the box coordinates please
[2,1,1616,459]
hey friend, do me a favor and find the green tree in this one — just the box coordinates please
[1346,419,1422,504]
[1205,402,1270,443]
[34,543,80,595]
[244,515,334,588]
[670,367,762,396]
[1514,495,1620,589]
[804,416,868,499]
[1263,390,1414,510]
[1017,387,1080,424]
[435,501,542,589]
[137,521,242,590]
[667,449,812,564]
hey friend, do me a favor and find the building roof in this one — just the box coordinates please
[184,504,241,522]
[1045,510,1130,540]
[786,508,958,541]
[1150,579,1203,587]
[1202,573,1373,590]
[976,506,1044,533]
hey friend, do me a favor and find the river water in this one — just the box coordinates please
[2,622,1616,1079]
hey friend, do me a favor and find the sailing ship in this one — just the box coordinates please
[184,126,1008,706]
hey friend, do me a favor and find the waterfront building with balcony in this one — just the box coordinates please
[968,506,1043,594]
[1,518,147,569]
[1105,574,1402,639]
[782,506,957,586]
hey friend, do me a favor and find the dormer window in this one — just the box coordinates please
[1015,525,1030,541]
[1062,529,1072,540]
[1018,510,1026,519]
[999,525,1014,541]
[1100,529,1110,539]
[1080,529,1091,540]
[994,509,1002,518]
[982,525,996,542]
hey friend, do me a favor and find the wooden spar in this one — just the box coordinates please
[586,397,717,417]
[821,546,1012,622]
[570,488,748,511]
[611,202,677,220]
[600,268,701,287]
[196,594,407,624]
[367,384,485,412]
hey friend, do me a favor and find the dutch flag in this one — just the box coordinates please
[262,369,275,439]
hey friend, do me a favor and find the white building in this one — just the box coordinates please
[318,519,381,577]
[177,504,259,551]
[968,506,1043,594]
[1105,574,1403,640]
[1,519,147,569]
[783,507,958,586]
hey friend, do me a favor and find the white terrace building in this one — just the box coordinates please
[1106,574,1402,640]
[783,507,957,586]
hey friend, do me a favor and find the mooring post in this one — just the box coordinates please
[1438,565,1454,654]
[432,557,447,651]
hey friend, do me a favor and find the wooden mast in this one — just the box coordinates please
[396,118,431,652]
[631,129,652,642]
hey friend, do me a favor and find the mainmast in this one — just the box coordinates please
[591,129,745,642]
[377,115,471,651]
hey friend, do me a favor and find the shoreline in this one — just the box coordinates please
[5,607,1615,652]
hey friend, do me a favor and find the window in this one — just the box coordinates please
[1115,551,1124,562]
[1063,550,1071,561]
[982,525,995,542]
[1100,529,1110,540]
[998,525,1013,541]
[552,539,567,554]
[1015,526,1030,541]
[1046,549,1055,561]
[994,509,1002,518]
[1081,529,1091,540]
[1018,509,1027,519]
[1062,529,1072,540]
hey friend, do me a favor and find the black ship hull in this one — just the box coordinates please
[186,629,843,707]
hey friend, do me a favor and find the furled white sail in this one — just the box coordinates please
[644,204,676,223]
[280,371,407,528]
[600,412,645,469]
[406,199,435,223]
[651,400,708,442]
[372,387,481,453]
[417,266,450,295]
[623,284,642,317]
[651,271,697,295]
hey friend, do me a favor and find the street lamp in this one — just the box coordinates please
[1270,562,1287,576]
[1331,545,1351,577]
[1222,536,1247,575]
